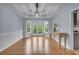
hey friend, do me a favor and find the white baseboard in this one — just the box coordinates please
[0,30,23,52]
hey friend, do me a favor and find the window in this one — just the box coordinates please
[26,21,48,34]
[37,23,44,34]
[44,21,48,32]
[33,24,37,33]
[26,21,31,32]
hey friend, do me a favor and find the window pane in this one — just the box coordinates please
[27,27,30,32]
[26,21,48,34]
[26,21,31,32]
[38,24,43,34]
[45,24,48,32]
[44,22,48,32]
[33,25,37,33]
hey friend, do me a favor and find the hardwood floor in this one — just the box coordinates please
[73,49,79,54]
[0,36,76,55]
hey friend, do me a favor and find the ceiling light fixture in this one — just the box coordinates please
[35,11,39,18]
[35,3,39,19]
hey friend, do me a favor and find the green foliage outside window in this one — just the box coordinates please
[26,21,48,34]
[45,24,48,32]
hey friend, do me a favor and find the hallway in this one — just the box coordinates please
[0,36,75,55]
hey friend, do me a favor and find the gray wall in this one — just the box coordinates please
[52,3,79,50]
[0,4,23,51]
[0,4,23,34]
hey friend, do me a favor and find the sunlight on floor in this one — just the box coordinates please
[26,37,49,54]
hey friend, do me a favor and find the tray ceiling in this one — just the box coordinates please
[12,3,62,18]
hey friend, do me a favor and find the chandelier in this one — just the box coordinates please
[35,3,39,18]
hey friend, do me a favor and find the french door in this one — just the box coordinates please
[32,21,44,35]
[26,21,48,36]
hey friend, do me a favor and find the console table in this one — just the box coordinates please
[59,33,67,49]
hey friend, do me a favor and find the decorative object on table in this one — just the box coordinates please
[53,24,58,32]
[52,24,58,39]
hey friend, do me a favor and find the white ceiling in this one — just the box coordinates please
[12,3,62,18]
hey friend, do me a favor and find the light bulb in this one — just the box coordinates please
[35,12,39,18]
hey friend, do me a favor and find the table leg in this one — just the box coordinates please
[59,35,61,48]
[64,36,66,50]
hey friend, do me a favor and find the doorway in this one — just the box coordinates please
[26,21,49,36]
[72,9,79,49]
[32,21,44,35]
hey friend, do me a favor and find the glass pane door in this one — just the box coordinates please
[32,22,44,35]
[26,21,49,35]
[32,23,38,34]
[37,23,44,34]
